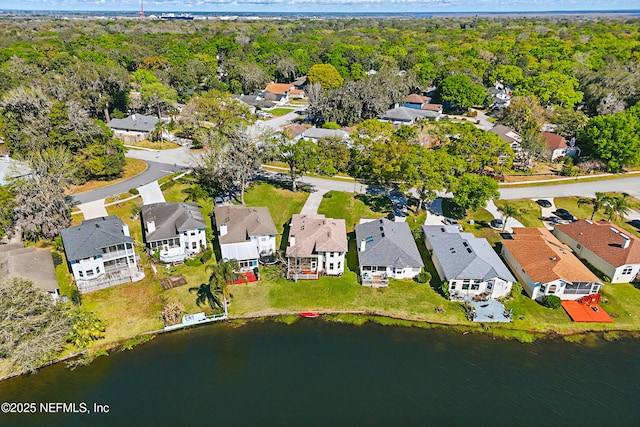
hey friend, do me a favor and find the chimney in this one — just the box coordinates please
[220,224,228,237]
[131,114,136,120]
[360,239,366,252]
[146,220,156,234]
[290,236,295,247]
[621,235,630,249]
[122,224,130,237]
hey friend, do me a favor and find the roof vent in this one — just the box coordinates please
[610,227,619,234]
[466,248,472,253]
[550,256,557,261]
[585,219,593,224]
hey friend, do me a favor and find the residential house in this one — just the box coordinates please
[553,220,640,283]
[61,216,145,293]
[423,225,515,300]
[108,114,159,143]
[379,105,441,125]
[355,218,424,287]
[286,214,348,280]
[403,94,443,113]
[489,124,532,169]
[261,82,305,103]
[501,228,602,301]
[142,202,207,263]
[542,132,580,161]
[0,242,59,299]
[214,205,277,271]
[234,94,276,112]
[300,127,350,143]
[489,81,512,109]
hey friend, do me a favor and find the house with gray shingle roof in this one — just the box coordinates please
[108,114,159,142]
[355,218,424,287]
[286,214,348,280]
[0,242,59,299]
[142,202,207,263]
[423,225,515,300]
[60,216,144,293]
[214,205,277,270]
[299,127,350,143]
[379,106,441,125]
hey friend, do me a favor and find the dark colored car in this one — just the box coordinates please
[553,208,575,221]
[629,219,640,230]
[536,199,552,208]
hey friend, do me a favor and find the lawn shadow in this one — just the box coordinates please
[346,232,359,274]
[279,221,291,252]
[355,194,393,214]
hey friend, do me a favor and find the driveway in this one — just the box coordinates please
[77,199,108,220]
[137,181,165,205]
[299,189,328,215]
[534,198,558,230]
[424,198,446,225]
[485,200,524,233]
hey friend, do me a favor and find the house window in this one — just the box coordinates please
[261,236,267,241]
[337,262,341,270]
[87,269,94,277]
[191,232,196,236]
[329,263,334,270]
[79,271,84,278]
[449,282,457,290]
[622,267,633,275]
[471,283,480,291]
[548,285,557,294]
[577,244,582,249]
[462,280,470,290]
[96,266,101,274]
[192,242,197,249]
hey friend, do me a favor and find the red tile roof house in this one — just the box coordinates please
[286,214,348,280]
[552,220,640,283]
[542,132,580,161]
[501,228,602,301]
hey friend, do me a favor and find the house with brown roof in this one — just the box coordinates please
[542,132,580,161]
[214,206,277,271]
[0,242,59,299]
[403,94,443,113]
[263,82,305,102]
[501,228,602,301]
[552,220,640,283]
[286,214,348,280]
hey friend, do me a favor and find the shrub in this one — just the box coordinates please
[415,268,432,284]
[51,251,63,267]
[441,281,450,298]
[322,192,333,199]
[128,188,139,195]
[541,295,562,309]
[184,257,203,267]
[200,248,213,264]
[509,282,523,299]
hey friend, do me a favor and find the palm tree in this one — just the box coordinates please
[206,259,247,306]
[578,192,608,220]
[498,202,518,232]
[605,195,631,221]
[151,119,168,147]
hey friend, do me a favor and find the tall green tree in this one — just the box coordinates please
[439,74,486,110]
[452,173,499,213]
[307,63,344,89]
[277,136,319,192]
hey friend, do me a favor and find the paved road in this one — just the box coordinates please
[72,160,183,205]
[499,176,640,200]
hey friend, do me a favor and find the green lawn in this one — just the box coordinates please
[494,199,544,228]
[318,191,392,232]
[269,108,294,117]
[244,182,309,248]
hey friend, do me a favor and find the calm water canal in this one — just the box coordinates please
[0,320,638,427]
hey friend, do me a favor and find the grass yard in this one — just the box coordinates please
[124,139,180,150]
[494,199,544,228]
[81,271,165,343]
[269,108,294,117]
[244,182,309,247]
[318,191,392,232]
[67,158,147,195]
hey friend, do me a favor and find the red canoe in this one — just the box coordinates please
[300,312,319,318]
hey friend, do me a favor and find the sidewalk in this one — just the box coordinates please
[299,189,328,215]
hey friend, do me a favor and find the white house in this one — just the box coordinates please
[355,218,424,287]
[108,114,159,143]
[553,220,640,283]
[501,228,602,301]
[542,132,580,161]
[142,202,207,263]
[423,225,515,300]
[286,214,348,280]
[215,206,277,271]
[60,216,145,293]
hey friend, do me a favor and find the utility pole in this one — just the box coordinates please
[138,0,145,18]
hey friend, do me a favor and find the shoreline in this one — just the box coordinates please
[3,309,639,383]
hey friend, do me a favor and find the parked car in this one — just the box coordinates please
[442,217,463,231]
[489,219,504,230]
[553,208,575,221]
[536,199,552,208]
[629,219,640,230]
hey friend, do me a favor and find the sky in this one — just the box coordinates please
[1,0,639,13]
